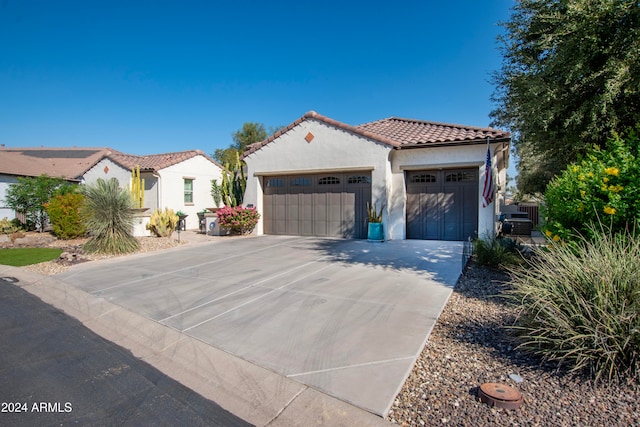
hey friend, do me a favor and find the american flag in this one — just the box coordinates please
[482,141,494,208]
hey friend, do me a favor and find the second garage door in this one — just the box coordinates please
[263,172,371,238]
[406,169,478,241]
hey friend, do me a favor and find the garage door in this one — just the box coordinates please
[406,169,478,241]
[263,172,371,238]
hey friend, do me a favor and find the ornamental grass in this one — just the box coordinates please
[507,226,640,384]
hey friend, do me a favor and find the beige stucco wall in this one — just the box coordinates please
[158,155,223,230]
[243,118,393,237]
[83,158,131,189]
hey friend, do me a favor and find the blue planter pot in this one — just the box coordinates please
[367,222,384,242]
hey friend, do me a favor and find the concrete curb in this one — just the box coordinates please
[0,265,391,426]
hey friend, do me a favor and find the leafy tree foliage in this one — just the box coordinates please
[4,174,75,231]
[214,122,268,165]
[491,0,640,194]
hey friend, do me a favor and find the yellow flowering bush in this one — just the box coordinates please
[543,129,640,241]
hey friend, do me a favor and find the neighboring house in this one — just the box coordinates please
[242,111,510,241]
[0,147,109,220]
[83,150,223,230]
[0,146,222,230]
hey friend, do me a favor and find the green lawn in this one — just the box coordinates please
[0,248,63,267]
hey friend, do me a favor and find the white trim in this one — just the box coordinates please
[253,166,374,177]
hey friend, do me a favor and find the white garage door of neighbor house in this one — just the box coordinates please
[406,169,479,241]
[263,172,372,239]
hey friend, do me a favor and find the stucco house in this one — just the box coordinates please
[0,147,222,230]
[242,111,510,241]
[83,150,223,230]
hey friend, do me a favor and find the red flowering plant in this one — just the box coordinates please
[216,205,260,235]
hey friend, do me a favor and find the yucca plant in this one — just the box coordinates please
[507,225,640,383]
[81,178,139,255]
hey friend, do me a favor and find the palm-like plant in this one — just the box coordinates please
[81,178,139,254]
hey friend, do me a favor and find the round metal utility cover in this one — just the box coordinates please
[478,382,523,409]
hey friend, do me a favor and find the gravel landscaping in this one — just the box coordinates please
[388,261,640,426]
[6,232,640,425]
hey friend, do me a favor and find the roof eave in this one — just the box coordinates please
[242,111,401,158]
[396,136,511,149]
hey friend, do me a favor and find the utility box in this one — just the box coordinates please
[205,213,226,236]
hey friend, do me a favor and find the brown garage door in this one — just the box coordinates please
[263,172,371,238]
[406,169,478,241]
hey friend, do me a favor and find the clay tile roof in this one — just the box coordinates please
[0,147,220,180]
[243,111,510,158]
[356,117,510,147]
[106,149,220,171]
[0,147,115,181]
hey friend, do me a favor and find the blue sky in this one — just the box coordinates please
[0,0,515,176]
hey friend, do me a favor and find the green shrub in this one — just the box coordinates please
[473,237,523,269]
[146,208,179,237]
[0,217,22,234]
[81,178,139,255]
[44,192,86,239]
[544,128,640,242]
[216,206,260,235]
[507,226,640,383]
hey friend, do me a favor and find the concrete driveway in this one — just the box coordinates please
[56,235,465,417]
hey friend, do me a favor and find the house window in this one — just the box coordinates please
[410,174,436,183]
[347,175,371,184]
[184,178,194,204]
[318,176,340,185]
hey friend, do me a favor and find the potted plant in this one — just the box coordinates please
[367,202,384,242]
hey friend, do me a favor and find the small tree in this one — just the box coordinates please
[213,122,268,165]
[4,174,74,232]
[81,178,139,254]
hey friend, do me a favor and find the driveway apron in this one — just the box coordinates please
[57,235,464,417]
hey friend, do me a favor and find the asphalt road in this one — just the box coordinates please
[0,279,253,427]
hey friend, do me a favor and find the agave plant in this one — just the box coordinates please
[81,178,139,254]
